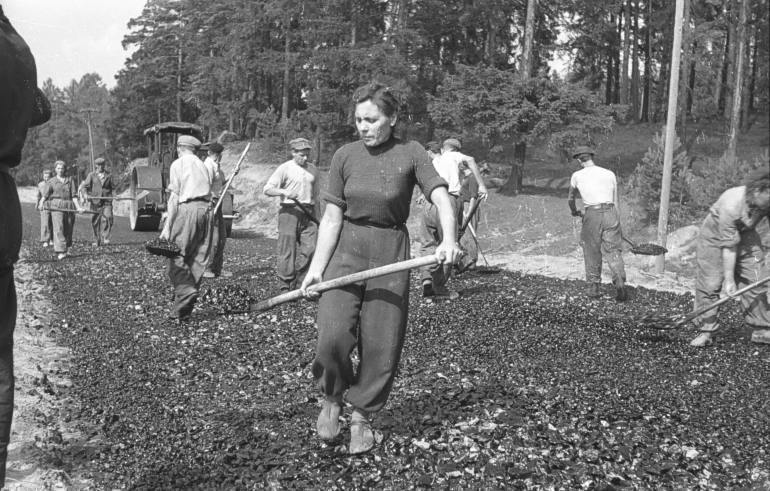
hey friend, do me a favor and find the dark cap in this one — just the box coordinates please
[443,138,461,150]
[289,138,312,151]
[425,141,441,153]
[208,142,224,154]
[177,135,202,148]
[572,146,595,159]
[94,157,106,166]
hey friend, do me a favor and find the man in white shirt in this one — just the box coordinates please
[420,138,488,298]
[264,137,319,291]
[202,142,230,278]
[567,146,627,301]
[160,134,214,321]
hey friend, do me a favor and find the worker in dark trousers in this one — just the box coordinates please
[203,142,231,278]
[264,138,319,291]
[159,135,214,321]
[0,7,51,486]
[79,157,114,246]
[689,167,770,347]
[36,169,53,246]
[420,138,487,298]
[567,146,627,301]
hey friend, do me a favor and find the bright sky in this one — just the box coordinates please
[3,0,147,88]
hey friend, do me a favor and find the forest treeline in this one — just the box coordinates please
[16,0,769,190]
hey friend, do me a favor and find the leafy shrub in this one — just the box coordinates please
[685,149,769,213]
[624,129,691,226]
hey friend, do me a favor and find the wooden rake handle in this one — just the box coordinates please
[457,194,482,240]
[676,276,770,329]
[247,255,438,313]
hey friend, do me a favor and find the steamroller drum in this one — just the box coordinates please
[129,166,164,232]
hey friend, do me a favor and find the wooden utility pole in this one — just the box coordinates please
[80,108,97,173]
[655,0,685,274]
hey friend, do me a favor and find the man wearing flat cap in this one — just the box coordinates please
[567,146,627,301]
[420,137,488,298]
[202,142,230,278]
[79,157,115,246]
[264,137,319,291]
[160,134,215,321]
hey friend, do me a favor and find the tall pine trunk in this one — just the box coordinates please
[741,24,758,131]
[676,0,692,124]
[281,23,291,124]
[641,0,652,122]
[501,0,536,195]
[620,0,631,105]
[725,0,748,161]
[723,0,737,119]
[631,0,640,120]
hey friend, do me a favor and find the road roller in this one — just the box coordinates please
[130,122,237,235]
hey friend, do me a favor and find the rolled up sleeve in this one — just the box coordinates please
[413,146,447,203]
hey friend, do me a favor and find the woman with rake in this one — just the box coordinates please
[300,82,461,454]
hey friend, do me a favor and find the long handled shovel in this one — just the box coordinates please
[234,255,439,313]
[642,276,770,330]
[622,235,668,256]
[289,197,320,225]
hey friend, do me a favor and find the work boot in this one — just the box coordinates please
[751,329,770,345]
[690,332,713,347]
[432,284,459,300]
[422,280,434,297]
[316,396,342,441]
[348,410,375,455]
[614,279,628,302]
[586,282,601,298]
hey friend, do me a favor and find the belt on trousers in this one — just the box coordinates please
[183,196,210,204]
[344,216,404,230]
[585,203,614,210]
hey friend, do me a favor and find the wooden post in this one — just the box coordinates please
[655,0,685,274]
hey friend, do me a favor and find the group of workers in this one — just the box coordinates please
[2,6,769,476]
[566,146,770,347]
[36,157,114,260]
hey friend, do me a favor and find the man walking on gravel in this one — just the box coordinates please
[263,138,319,292]
[420,138,488,298]
[159,135,215,321]
[79,157,114,246]
[202,142,231,279]
[0,7,50,487]
[36,169,53,247]
[689,167,770,347]
[567,146,628,301]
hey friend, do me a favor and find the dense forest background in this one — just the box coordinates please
[16,0,769,192]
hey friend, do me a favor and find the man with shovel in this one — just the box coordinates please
[689,167,770,347]
[159,135,215,322]
[264,137,319,292]
[568,146,628,301]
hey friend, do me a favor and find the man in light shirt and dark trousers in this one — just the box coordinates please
[420,138,488,298]
[264,138,319,292]
[159,135,215,321]
[568,146,628,301]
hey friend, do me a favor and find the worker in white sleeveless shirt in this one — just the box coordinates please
[567,146,627,301]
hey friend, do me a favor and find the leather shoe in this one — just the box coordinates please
[317,397,342,440]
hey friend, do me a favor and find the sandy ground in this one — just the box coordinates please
[7,255,92,489]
